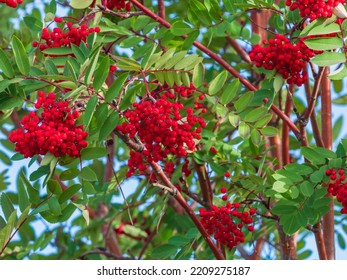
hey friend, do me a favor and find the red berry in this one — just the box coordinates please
[54,17,63,23]
[247,225,254,232]
[220,187,227,194]
[224,171,230,178]
[210,146,218,153]
[109,65,117,72]
[222,195,228,201]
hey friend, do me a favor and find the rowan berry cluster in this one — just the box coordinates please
[105,0,131,11]
[116,92,206,178]
[325,168,347,214]
[199,203,256,249]
[285,0,345,21]
[32,18,100,52]
[0,0,22,8]
[249,34,316,86]
[9,92,88,158]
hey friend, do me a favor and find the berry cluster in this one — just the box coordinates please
[325,168,347,214]
[199,203,256,249]
[9,92,88,158]
[249,34,316,86]
[0,0,22,8]
[105,0,131,11]
[32,18,100,52]
[285,0,345,21]
[117,92,206,178]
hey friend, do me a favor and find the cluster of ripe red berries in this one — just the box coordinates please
[285,0,345,21]
[0,0,22,8]
[199,203,256,249]
[326,168,347,214]
[117,90,206,178]
[249,34,316,86]
[105,0,131,11]
[9,92,88,158]
[32,18,100,52]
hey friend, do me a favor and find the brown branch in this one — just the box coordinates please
[157,0,165,19]
[128,0,301,141]
[194,161,213,209]
[321,67,335,260]
[302,67,326,123]
[303,70,324,147]
[282,92,292,166]
[313,222,328,260]
[225,36,252,64]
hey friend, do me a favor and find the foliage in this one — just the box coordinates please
[0,0,347,260]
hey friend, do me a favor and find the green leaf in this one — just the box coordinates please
[0,96,22,110]
[0,193,15,221]
[303,37,343,51]
[120,36,144,48]
[20,171,40,205]
[47,180,63,195]
[70,0,93,9]
[220,79,240,105]
[238,122,250,139]
[208,70,228,95]
[260,126,278,137]
[84,95,98,129]
[272,204,298,215]
[0,49,14,78]
[274,74,284,92]
[18,180,30,212]
[80,167,98,181]
[280,211,307,235]
[58,184,81,204]
[11,35,30,75]
[82,181,96,195]
[192,63,204,87]
[84,46,101,85]
[99,111,119,140]
[155,48,176,69]
[250,129,261,146]
[306,23,340,36]
[105,72,128,102]
[23,16,43,32]
[300,181,314,197]
[311,52,346,67]
[93,55,110,91]
[329,64,347,80]
[228,112,240,127]
[81,147,109,160]
[71,44,86,64]
[273,180,289,193]
[171,21,193,36]
[244,107,268,123]
[301,147,326,165]
[48,196,62,216]
[337,232,346,250]
[168,236,193,247]
[234,91,254,112]
[42,47,73,56]
[163,51,187,69]
[174,55,202,70]
[59,168,80,181]
[151,244,178,259]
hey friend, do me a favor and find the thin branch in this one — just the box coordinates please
[157,0,166,19]
[320,67,335,260]
[302,67,326,123]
